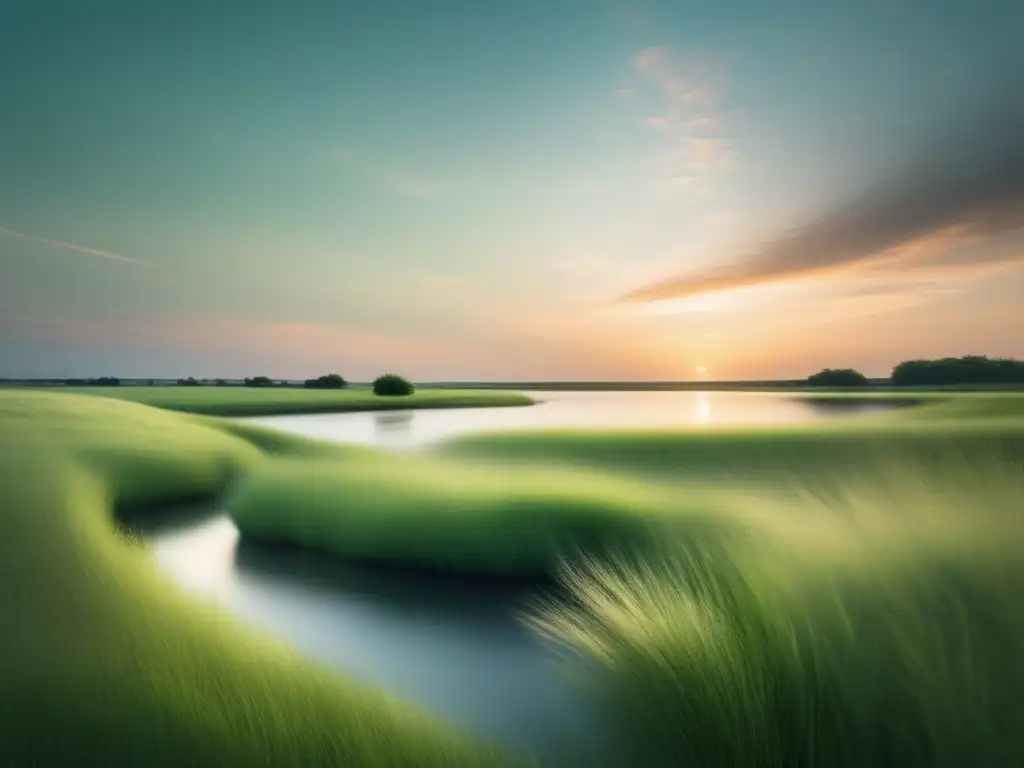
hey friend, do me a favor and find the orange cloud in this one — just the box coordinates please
[624,221,1024,304]
[623,88,1024,303]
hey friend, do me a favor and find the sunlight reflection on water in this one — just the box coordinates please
[239,390,891,449]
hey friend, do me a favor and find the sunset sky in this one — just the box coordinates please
[2,0,1022,381]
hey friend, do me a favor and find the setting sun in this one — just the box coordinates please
[696,365,709,376]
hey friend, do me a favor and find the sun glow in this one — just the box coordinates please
[696,365,709,375]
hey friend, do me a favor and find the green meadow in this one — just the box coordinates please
[3,387,1023,766]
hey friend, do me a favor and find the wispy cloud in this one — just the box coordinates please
[0,227,147,266]
[622,84,1024,302]
[631,46,735,185]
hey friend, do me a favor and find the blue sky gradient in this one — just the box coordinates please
[2,0,1022,379]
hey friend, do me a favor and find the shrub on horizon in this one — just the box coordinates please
[806,368,869,387]
[373,374,415,396]
[304,373,348,390]
[177,377,201,387]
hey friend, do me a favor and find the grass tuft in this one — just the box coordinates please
[529,454,1024,767]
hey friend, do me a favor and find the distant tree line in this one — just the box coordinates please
[64,377,121,387]
[49,371,419,394]
[805,355,1024,387]
[304,373,348,389]
[891,355,1024,386]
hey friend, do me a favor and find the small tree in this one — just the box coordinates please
[244,376,275,388]
[806,368,869,387]
[373,373,415,396]
[177,377,201,387]
[214,378,228,387]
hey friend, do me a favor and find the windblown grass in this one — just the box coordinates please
[0,392,516,766]
[48,385,535,416]
[528,452,1024,767]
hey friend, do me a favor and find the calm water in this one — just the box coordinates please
[143,510,593,762]
[238,389,895,448]
[144,391,899,760]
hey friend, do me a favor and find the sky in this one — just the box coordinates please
[2,0,1022,381]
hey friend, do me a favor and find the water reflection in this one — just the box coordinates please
[696,393,711,423]
[374,411,414,445]
[797,396,917,416]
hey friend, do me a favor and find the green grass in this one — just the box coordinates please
[6,387,1024,766]
[225,456,733,579]
[436,423,1024,485]
[45,385,534,416]
[418,393,1023,765]
[431,394,1024,480]
[529,455,1024,767]
[0,392,518,767]
[226,392,1024,578]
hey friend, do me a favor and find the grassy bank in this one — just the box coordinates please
[0,392,515,767]
[45,386,534,416]
[228,456,698,579]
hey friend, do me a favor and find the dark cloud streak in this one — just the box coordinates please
[623,80,1024,302]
